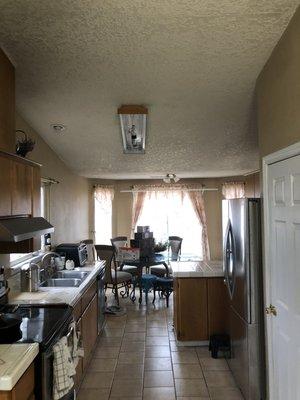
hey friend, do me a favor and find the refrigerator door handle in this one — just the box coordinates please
[223,219,235,298]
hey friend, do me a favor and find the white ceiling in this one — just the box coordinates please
[0,0,298,179]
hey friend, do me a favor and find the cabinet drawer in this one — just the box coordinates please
[82,281,97,311]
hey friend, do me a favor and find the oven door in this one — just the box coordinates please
[41,323,75,400]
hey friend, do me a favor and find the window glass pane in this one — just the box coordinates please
[94,197,112,245]
[136,191,203,258]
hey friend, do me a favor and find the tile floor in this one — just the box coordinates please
[77,292,244,400]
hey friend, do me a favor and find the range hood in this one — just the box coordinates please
[0,217,54,242]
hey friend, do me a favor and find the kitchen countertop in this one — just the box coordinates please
[171,260,223,278]
[8,260,105,306]
[0,343,39,391]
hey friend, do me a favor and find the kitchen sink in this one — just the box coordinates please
[54,270,89,280]
[40,278,82,287]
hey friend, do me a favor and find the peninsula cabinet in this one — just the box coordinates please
[174,277,229,342]
[0,363,35,400]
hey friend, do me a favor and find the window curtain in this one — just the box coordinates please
[222,182,245,199]
[188,191,210,261]
[93,185,114,243]
[131,191,146,238]
[131,184,210,260]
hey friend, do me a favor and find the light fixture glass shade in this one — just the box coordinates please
[118,106,147,154]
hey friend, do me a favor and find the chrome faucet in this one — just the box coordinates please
[40,252,62,281]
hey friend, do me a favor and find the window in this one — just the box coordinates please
[94,186,114,245]
[136,190,203,258]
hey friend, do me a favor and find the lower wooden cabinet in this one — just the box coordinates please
[0,363,35,400]
[81,293,98,370]
[174,277,229,342]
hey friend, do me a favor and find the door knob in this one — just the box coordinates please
[266,304,277,316]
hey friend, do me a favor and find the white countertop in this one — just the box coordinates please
[0,343,39,391]
[171,260,223,278]
[8,260,105,306]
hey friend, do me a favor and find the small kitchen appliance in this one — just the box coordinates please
[55,242,88,267]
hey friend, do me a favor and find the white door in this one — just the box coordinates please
[266,154,300,400]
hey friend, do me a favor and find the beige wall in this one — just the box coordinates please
[16,113,90,245]
[256,6,300,157]
[89,175,260,260]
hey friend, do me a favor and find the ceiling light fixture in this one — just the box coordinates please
[51,124,66,133]
[163,174,180,184]
[118,105,147,154]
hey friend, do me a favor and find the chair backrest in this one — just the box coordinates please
[168,236,183,261]
[111,236,128,250]
[95,244,114,283]
[111,236,128,260]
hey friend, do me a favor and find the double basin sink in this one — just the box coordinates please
[40,270,90,288]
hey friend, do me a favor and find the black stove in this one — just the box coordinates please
[0,304,73,349]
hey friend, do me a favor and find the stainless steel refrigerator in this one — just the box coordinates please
[222,198,265,400]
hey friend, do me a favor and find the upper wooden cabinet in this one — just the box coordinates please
[11,162,33,215]
[0,49,15,153]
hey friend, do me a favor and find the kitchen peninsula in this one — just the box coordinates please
[171,261,229,343]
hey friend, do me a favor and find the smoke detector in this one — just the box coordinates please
[51,124,66,133]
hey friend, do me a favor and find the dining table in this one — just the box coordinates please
[119,253,169,303]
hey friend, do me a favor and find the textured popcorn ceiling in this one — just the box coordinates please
[0,1,298,178]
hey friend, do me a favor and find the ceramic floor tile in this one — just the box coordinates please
[173,363,204,379]
[77,388,110,400]
[204,371,236,388]
[171,351,199,364]
[195,346,211,359]
[81,372,114,389]
[146,336,170,346]
[114,363,144,379]
[110,378,143,397]
[144,370,174,387]
[118,351,145,364]
[121,341,145,352]
[145,345,170,358]
[200,357,229,371]
[175,378,209,397]
[123,332,146,341]
[170,342,196,352]
[143,386,176,400]
[102,327,124,337]
[93,346,120,358]
[125,324,146,333]
[144,357,172,371]
[208,386,244,399]
[146,327,168,336]
[88,358,117,372]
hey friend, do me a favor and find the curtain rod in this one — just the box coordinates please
[120,188,219,193]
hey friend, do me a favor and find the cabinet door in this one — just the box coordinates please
[176,278,208,341]
[0,156,12,216]
[31,167,41,251]
[207,278,230,336]
[81,293,98,370]
[11,162,32,215]
[74,318,83,392]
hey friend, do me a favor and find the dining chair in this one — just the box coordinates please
[150,236,183,277]
[95,244,132,306]
[111,236,138,277]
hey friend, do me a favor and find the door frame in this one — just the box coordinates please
[262,141,300,399]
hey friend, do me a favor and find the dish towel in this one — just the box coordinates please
[53,336,76,400]
[70,321,84,368]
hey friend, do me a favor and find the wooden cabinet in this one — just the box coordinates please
[0,48,15,154]
[0,151,42,253]
[174,277,229,342]
[0,156,12,216]
[0,363,35,400]
[82,293,98,370]
[11,162,33,215]
[72,279,100,390]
